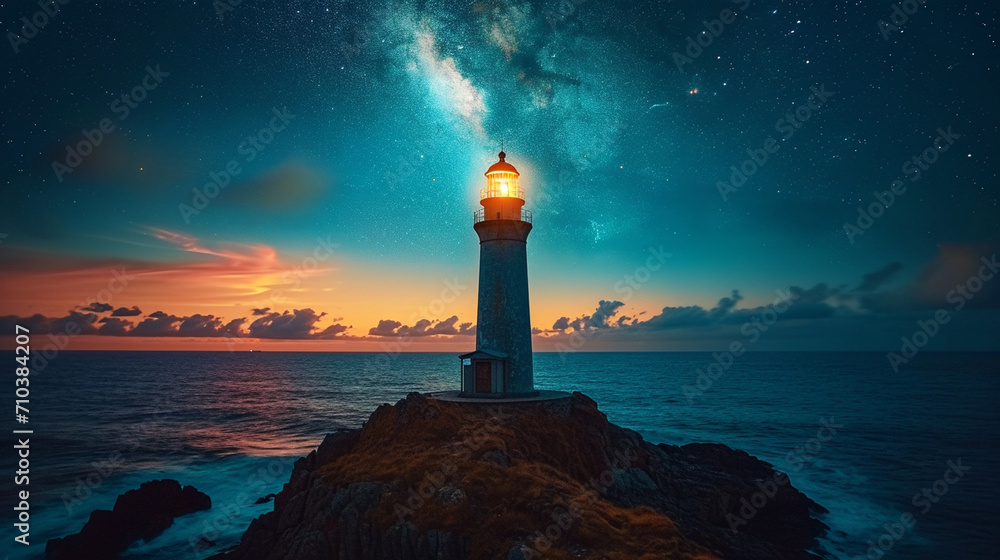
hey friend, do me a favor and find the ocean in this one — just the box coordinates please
[3,351,998,559]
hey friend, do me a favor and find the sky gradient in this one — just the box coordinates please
[1,0,998,354]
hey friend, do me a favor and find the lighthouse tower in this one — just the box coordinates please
[459,151,536,398]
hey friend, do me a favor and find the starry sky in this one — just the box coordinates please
[0,0,998,352]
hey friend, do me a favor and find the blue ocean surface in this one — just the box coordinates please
[2,351,998,559]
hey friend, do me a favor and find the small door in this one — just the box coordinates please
[475,361,492,393]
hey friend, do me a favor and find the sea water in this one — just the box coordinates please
[2,351,997,559]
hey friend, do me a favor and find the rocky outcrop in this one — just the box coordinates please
[46,479,211,560]
[210,392,828,560]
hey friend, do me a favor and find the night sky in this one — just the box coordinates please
[1,0,998,353]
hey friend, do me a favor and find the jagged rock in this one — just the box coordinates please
[480,448,510,466]
[209,392,828,560]
[254,493,277,504]
[436,485,464,505]
[46,479,211,560]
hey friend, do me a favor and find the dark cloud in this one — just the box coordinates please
[176,314,228,337]
[708,291,743,322]
[855,263,903,292]
[98,317,133,336]
[247,308,349,339]
[0,311,98,335]
[219,318,247,337]
[0,307,342,339]
[111,306,143,317]
[251,308,272,316]
[369,319,403,337]
[0,313,49,334]
[82,302,114,313]
[541,249,1000,350]
[113,314,256,338]
[367,315,475,337]
[49,311,99,335]
[860,245,1000,313]
[552,301,627,332]
[591,300,626,328]
[131,312,183,336]
[316,323,351,338]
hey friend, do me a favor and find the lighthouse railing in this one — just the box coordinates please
[474,209,532,224]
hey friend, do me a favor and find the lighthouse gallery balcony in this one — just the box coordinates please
[474,208,532,224]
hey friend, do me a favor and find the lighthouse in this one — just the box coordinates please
[458,151,536,398]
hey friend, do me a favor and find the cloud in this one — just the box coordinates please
[369,319,403,337]
[130,312,184,337]
[251,308,272,316]
[147,227,279,267]
[82,302,114,313]
[368,315,475,337]
[0,306,347,340]
[98,317,133,336]
[247,309,350,339]
[860,245,999,312]
[111,306,143,317]
[0,230,310,323]
[855,262,903,292]
[536,247,1000,351]
[552,300,627,332]
[591,300,626,327]
[224,161,328,213]
[0,311,99,336]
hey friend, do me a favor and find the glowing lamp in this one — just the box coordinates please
[477,151,531,224]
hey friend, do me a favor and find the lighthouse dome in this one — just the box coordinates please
[486,151,519,176]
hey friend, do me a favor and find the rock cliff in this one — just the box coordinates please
[210,392,828,560]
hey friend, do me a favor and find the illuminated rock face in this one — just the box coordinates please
[206,392,830,560]
[460,151,535,398]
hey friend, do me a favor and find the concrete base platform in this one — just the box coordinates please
[428,390,573,404]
